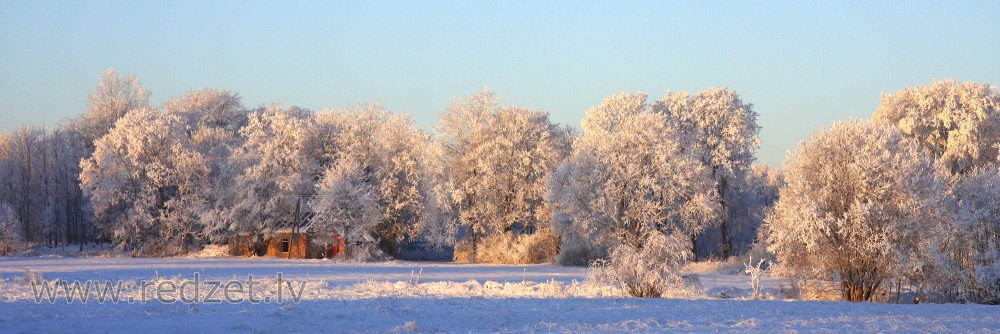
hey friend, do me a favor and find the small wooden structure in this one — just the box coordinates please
[227,234,256,257]
[330,233,346,257]
[264,232,308,259]
[225,199,362,259]
[228,231,348,259]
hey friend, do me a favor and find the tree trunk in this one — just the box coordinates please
[716,174,731,258]
[842,280,881,302]
[290,199,299,260]
[23,136,33,243]
[719,219,730,258]
[690,234,699,261]
[65,199,73,248]
[471,229,478,263]
[343,223,351,259]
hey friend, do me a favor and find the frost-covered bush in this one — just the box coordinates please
[590,231,694,298]
[685,257,744,275]
[0,202,25,255]
[15,269,45,286]
[971,254,1000,304]
[454,229,558,264]
[743,240,776,270]
[350,243,389,262]
[744,256,770,300]
[555,232,609,266]
[508,230,559,264]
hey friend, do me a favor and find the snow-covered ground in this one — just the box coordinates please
[1,256,997,332]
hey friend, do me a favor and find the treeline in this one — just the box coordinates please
[0,70,997,304]
[0,69,775,262]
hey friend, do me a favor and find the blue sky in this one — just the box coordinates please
[1,1,998,167]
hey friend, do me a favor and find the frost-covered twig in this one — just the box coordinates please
[744,256,770,300]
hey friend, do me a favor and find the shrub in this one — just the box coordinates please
[744,256,770,300]
[589,231,694,298]
[555,235,608,266]
[0,202,25,256]
[453,230,559,264]
[349,242,389,262]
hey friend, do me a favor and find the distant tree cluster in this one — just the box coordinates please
[2,70,997,304]
[0,70,772,263]
[548,91,763,266]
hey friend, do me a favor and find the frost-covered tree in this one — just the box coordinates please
[3,70,148,249]
[654,88,760,258]
[742,165,783,241]
[764,120,949,302]
[429,88,570,263]
[163,88,249,133]
[78,69,151,149]
[79,107,210,255]
[161,88,252,245]
[309,159,381,259]
[0,201,25,255]
[946,166,1000,303]
[313,104,428,254]
[698,164,783,257]
[41,127,90,248]
[547,150,609,265]
[420,172,460,250]
[0,125,91,247]
[549,93,719,265]
[0,126,44,242]
[871,80,1000,175]
[871,80,1000,303]
[214,105,317,253]
[749,164,783,206]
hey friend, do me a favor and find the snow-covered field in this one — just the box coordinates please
[1,256,997,333]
